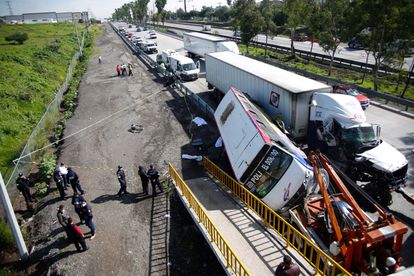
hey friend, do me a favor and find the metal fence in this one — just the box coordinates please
[4,26,88,204]
[168,163,250,276]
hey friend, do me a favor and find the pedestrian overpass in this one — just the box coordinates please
[168,158,351,276]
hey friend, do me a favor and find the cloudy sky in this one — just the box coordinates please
[0,0,227,19]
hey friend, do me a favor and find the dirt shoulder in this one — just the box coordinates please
[13,23,223,275]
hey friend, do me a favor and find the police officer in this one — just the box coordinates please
[53,170,67,200]
[147,165,163,196]
[116,166,129,197]
[72,192,85,223]
[16,173,34,210]
[138,166,149,195]
[80,200,95,239]
[67,167,85,195]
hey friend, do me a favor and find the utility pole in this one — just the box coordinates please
[0,173,29,260]
[6,1,13,15]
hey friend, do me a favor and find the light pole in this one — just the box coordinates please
[0,173,29,260]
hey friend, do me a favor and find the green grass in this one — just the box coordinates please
[0,23,83,178]
[238,44,414,101]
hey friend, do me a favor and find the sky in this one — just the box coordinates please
[0,0,227,19]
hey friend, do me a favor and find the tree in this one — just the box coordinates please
[304,1,323,56]
[5,33,28,45]
[200,6,215,20]
[232,0,264,53]
[259,0,277,57]
[346,0,414,91]
[176,8,185,19]
[214,6,230,22]
[318,0,349,76]
[155,0,167,14]
[283,0,307,56]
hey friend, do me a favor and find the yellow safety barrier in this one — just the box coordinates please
[203,158,351,276]
[168,164,250,276]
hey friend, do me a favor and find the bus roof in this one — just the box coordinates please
[208,51,331,94]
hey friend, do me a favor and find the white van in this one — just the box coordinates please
[169,54,200,81]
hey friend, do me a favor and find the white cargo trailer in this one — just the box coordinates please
[206,51,332,139]
[183,32,239,58]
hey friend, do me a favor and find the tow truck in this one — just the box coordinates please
[289,151,408,274]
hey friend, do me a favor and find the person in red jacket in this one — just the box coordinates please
[116,65,121,77]
[275,255,300,276]
[66,217,88,252]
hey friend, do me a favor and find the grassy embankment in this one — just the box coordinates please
[0,23,96,179]
[239,44,414,101]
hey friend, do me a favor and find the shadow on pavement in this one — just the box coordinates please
[91,193,153,204]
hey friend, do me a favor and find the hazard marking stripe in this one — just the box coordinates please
[378,225,396,239]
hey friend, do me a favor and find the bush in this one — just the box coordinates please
[0,219,14,249]
[5,33,29,44]
[34,182,49,198]
[38,155,56,181]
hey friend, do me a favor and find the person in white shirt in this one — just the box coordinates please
[58,162,68,190]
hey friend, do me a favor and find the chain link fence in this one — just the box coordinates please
[3,26,88,205]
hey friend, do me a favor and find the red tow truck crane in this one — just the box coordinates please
[289,151,408,274]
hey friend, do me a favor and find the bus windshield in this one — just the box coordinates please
[248,146,293,198]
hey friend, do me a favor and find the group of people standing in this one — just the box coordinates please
[116,63,133,77]
[54,162,95,252]
[116,164,164,197]
[57,203,94,252]
[53,163,85,201]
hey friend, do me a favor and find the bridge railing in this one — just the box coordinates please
[168,164,250,276]
[203,158,351,276]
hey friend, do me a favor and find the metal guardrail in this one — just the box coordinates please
[168,163,250,276]
[203,157,351,276]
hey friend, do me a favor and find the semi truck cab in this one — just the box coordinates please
[170,55,200,81]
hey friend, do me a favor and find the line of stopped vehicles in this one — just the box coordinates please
[115,24,413,275]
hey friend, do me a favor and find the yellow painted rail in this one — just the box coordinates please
[203,158,351,276]
[168,164,250,276]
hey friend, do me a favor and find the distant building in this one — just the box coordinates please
[57,12,73,22]
[0,11,89,24]
[2,14,23,24]
[23,12,57,24]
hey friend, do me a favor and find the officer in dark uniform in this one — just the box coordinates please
[67,167,85,195]
[138,166,149,195]
[147,165,163,196]
[116,166,129,197]
[16,173,34,210]
[53,170,67,200]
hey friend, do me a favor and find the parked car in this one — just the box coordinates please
[291,33,307,42]
[233,31,241,38]
[148,31,157,39]
[142,41,158,54]
[306,37,318,43]
[137,27,142,32]
[332,85,370,110]
[348,37,363,49]
[202,25,211,31]
[143,26,149,31]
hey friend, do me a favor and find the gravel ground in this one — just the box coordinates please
[20,23,224,276]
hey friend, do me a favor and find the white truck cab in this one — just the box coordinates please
[169,54,200,81]
[142,40,157,54]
